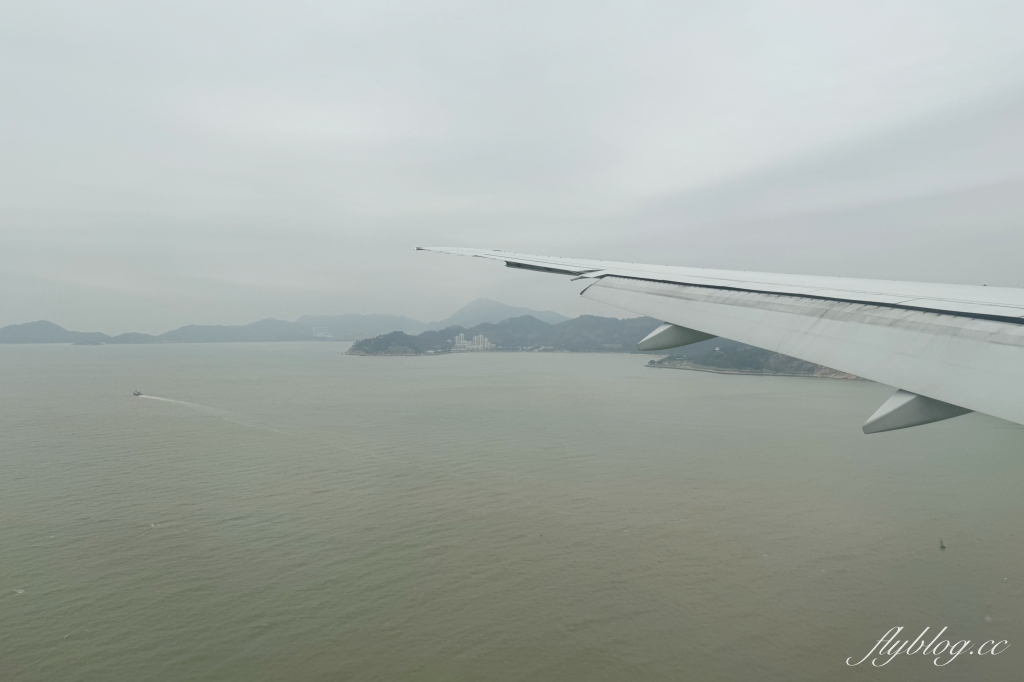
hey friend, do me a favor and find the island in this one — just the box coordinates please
[347,315,858,379]
[646,339,858,379]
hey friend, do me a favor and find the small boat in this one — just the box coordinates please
[133,390,142,397]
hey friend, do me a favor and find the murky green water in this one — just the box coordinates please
[2,343,1022,680]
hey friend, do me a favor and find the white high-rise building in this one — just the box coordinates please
[452,332,493,351]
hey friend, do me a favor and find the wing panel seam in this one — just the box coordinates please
[593,274,1024,326]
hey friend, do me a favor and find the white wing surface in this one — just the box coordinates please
[417,247,1024,433]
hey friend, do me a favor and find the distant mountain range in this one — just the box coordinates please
[1,302,853,378]
[0,299,571,344]
[296,299,568,339]
[0,320,113,345]
[427,298,568,327]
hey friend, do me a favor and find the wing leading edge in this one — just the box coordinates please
[417,247,1024,432]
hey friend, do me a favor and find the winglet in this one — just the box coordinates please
[416,247,600,276]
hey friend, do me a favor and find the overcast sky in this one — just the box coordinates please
[3,1,1024,333]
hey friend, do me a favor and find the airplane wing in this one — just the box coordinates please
[417,247,1024,433]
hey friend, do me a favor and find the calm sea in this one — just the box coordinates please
[2,343,1022,681]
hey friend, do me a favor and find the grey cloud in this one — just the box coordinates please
[2,1,1024,331]
[623,90,1024,284]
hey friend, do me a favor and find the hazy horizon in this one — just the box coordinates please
[0,296,599,338]
[4,2,1024,333]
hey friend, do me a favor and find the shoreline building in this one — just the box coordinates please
[452,332,493,351]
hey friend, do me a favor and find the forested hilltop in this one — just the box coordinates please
[347,315,662,355]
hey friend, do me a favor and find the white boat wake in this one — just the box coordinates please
[136,394,292,436]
